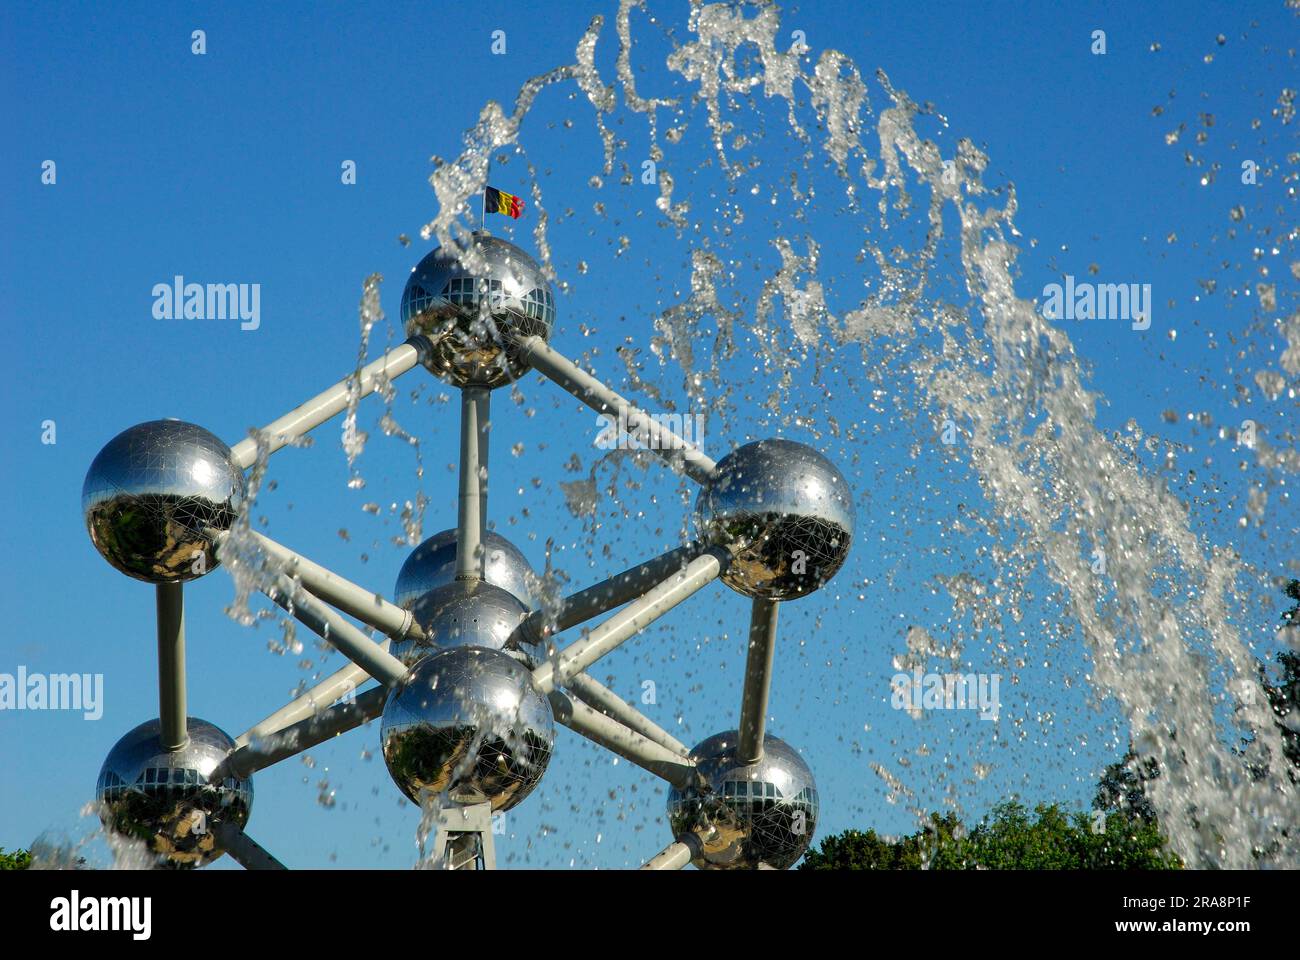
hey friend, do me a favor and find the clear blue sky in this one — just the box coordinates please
[1,0,1296,868]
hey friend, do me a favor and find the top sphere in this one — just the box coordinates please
[394,528,537,610]
[401,232,555,389]
[694,438,854,600]
[83,420,245,583]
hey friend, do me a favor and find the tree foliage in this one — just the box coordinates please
[800,802,1180,870]
[1260,579,1300,775]
[0,847,32,870]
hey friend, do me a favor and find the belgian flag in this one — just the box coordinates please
[485,186,525,219]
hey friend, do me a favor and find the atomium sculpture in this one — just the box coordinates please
[82,230,855,870]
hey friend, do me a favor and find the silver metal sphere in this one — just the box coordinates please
[95,717,252,868]
[391,580,533,667]
[381,646,554,811]
[667,730,818,870]
[401,232,555,389]
[394,528,537,610]
[695,438,854,600]
[82,420,245,584]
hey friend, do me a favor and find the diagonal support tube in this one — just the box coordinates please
[213,686,387,781]
[513,335,717,484]
[737,597,780,764]
[229,531,421,642]
[514,543,701,647]
[565,672,689,758]
[640,838,699,870]
[547,689,696,790]
[233,646,388,750]
[531,548,729,695]
[156,582,188,751]
[211,823,288,870]
[264,576,408,687]
[229,336,431,470]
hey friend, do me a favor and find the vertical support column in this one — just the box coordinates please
[445,833,483,870]
[456,387,491,581]
[476,389,490,536]
[737,597,779,764]
[156,582,188,751]
[429,801,496,870]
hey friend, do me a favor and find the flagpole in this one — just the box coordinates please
[481,156,489,233]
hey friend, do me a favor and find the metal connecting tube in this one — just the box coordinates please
[564,672,690,758]
[530,548,729,695]
[513,335,717,484]
[737,597,780,764]
[156,582,188,751]
[264,575,408,688]
[229,335,431,469]
[513,543,701,647]
[213,686,387,781]
[547,689,696,790]
[455,387,491,581]
[640,837,701,870]
[231,531,421,642]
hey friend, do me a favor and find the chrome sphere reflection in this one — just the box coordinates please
[394,528,536,610]
[667,730,818,870]
[95,717,252,868]
[695,438,854,600]
[391,580,533,667]
[380,646,553,811]
[401,232,555,388]
[82,420,245,583]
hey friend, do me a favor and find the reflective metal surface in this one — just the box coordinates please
[82,420,245,583]
[394,528,537,610]
[391,580,534,667]
[666,730,818,870]
[401,232,555,388]
[381,646,554,811]
[95,717,252,869]
[695,438,854,600]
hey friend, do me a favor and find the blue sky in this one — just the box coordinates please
[1,0,1296,869]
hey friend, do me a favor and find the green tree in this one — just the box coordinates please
[0,847,32,870]
[1259,579,1300,775]
[1093,750,1161,823]
[799,812,963,869]
[1282,579,1300,631]
[800,801,1180,870]
[964,801,1179,869]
